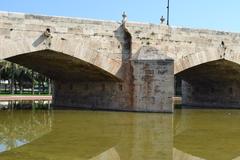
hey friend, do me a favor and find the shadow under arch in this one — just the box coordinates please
[3,49,129,109]
[5,49,121,82]
[175,58,240,108]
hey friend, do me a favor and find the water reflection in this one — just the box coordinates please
[0,109,53,153]
[115,113,173,160]
[1,103,240,160]
[89,148,120,160]
[0,109,173,160]
[174,109,240,160]
[173,148,205,160]
[0,100,51,110]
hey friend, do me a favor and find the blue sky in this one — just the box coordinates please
[0,0,239,32]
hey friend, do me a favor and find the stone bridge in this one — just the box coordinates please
[1,11,240,112]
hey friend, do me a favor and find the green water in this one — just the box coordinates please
[0,103,240,160]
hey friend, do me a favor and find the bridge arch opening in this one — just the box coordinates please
[0,60,52,95]
[175,59,240,108]
[3,49,128,109]
[5,49,121,82]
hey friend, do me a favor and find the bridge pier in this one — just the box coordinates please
[131,47,174,112]
[52,47,174,113]
[53,81,132,111]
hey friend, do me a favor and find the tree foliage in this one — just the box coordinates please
[0,60,52,95]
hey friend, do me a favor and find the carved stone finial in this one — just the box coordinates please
[160,16,165,24]
[122,12,127,25]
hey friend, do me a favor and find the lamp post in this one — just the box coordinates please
[167,0,170,25]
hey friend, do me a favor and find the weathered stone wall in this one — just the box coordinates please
[182,80,240,108]
[2,11,240,111]
[126,23,240,74]
[2,11,240,76]
[53,81,133,111]
[131,47,174,112]
[52,46,174,112]
[53,54,174,112]
[0,12,124,79]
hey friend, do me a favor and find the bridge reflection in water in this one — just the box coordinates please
[0,106,52,152]
[0,102,240,160]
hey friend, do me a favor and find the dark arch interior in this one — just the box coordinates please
[5,50,120,82]
[175,59,240,108]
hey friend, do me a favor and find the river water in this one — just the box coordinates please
[0,101,240,160]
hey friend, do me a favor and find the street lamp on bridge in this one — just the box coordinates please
[167,0,170,25]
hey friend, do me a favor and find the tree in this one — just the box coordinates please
[0,60,52,95]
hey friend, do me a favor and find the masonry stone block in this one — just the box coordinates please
[131,46,174,112]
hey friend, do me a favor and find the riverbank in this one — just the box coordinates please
[173,97,182,104]
[0,95,180,104]
[0,95,52,101]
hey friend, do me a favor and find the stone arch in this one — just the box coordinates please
[175,48,240,108]
[174,47,240,74]
[0,36,122,81]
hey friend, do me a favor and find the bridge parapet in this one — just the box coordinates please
[0,11,125,79]
[125,22,240,74]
